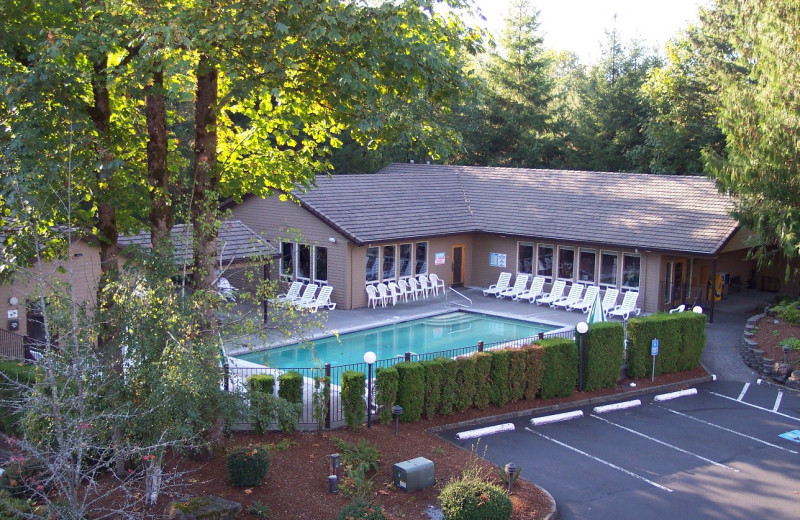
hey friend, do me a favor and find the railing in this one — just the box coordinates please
[445,287,472,308]
[0,328,30,360]
[227,327,575,427]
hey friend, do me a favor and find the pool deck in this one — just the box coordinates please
[225,287,591,356]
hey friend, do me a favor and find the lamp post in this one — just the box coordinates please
[392,405,404,435]
[364,351,376,428]
[576,322,588,392]
[504,462,519,494]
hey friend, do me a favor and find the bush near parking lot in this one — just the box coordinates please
[489,349,512,407]
[522,346,544,400]
[342,370,366,430]
[395,362,424,422]
[539,338,578,399]
[438,357,459,415]
[375,366,399,423]
[454,356,478,412]
[580,322,625,391]
[421,360,444,419]
[626,312,707,379]
[472,352,493,410]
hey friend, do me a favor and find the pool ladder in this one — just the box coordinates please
[445,287,472,308]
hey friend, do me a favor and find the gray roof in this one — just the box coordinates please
[119,220,277,263]
[294,164,738,256]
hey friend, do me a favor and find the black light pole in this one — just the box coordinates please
[576,322,588,392]
[364,351,376,428]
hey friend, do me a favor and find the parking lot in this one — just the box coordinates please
[439,381,800,519]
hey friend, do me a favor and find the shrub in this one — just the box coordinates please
[539,338,578,399]
[454,356,477,412]
[247,374,275,395]
[0,454,49,499]
[336,501,385,520]
[0,361,36,436]
[375,366,399,423]
[277,371,303,404]
[522,345,544,400]
[438,357,459,415]
[226,444,271,487]
[342,370,366,430]
[421,360,444,419]
[507,348,528,402]
[627,312,706,378]
[248,501,272,518]
[332,437,380,500]
[489,349,511,407]
[249,391,301,434]
[395,362,424,422]
[772,298,800,324]
[472,353,493,410]
[439,467,512,520]
[312,374,331,430]
[779,338,800,351]
[581,322,624,391]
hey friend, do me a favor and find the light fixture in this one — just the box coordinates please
[504,462,520,494]
[692,306,703,313]
[364,351,377,428]
[328,237,336,244]
[8,297,18,306]
[576,322,588,391]
[392,405,403,436]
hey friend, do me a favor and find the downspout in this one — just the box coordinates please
[710,259,717,323]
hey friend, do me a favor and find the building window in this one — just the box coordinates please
[578,249,596,283]
[366,247,379,283]
[314,246,328,284]
[382,245,396,281]
[537,244,553,279]
[415,242,428,275]
[557,246,574,280]
[622,253,641,289]
[297,244,311,280]
[399,243,412,278]
[280,242,294,279]
[600,251,618,286]
[518,242,534,274]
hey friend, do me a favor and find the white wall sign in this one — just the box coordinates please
[7,310,18,319]
[434,252,446,265]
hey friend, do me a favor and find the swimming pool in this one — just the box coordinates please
[236,311,557,369]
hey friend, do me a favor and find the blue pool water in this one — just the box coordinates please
[236,312,556,368]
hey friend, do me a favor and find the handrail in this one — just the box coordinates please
[445,287,472,307]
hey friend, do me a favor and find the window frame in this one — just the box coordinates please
[578,248,596,284]
[314,246,328,284]
[622,253,641,290]
[366,246,380,284]
[280,241,294,280]
[536,244,554,280]
[557,246,575,281]
[398,243,413,279]
[415,242,428,276]
[600,250,619,287]
[518,242,534,275]
[382,245,397,282]
[296,243,311,281]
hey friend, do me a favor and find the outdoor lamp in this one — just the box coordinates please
[392,405,404,436]
[576,322,588,391]
[504,462,519,494]
[692,306,703,313]
[783,343,791,364]
[364,351,377,428]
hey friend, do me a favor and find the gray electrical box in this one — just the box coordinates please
[392,457,434,492]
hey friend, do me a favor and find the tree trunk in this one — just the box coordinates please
[146,69,172,249]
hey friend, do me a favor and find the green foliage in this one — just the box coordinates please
[395,362,424,422]
[226,445,271,488]
[312,375,331,431]
[507,349,528,402]
[248,501,272,518]
[0,489,34,518]
[779,338,800,351]
[0,361,36,436]
[247,374,275,395]
[331,437,380,501]
[336,501,385,520]
[454,356,477,412]
[342,370,366,430]
[438,358,459,416]
[439,467,512,520]
[539,338,578,399]
[522,346,544,400]
[375,366,399,423]
[772,299,800,324]
[421,360,444,419]
[472,353,493,410]
[277,371,303,404]
[581,322,625,391]
[626,312,707,378]
[489,350,511,407]
[248,391,301,435]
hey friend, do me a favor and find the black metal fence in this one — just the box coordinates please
[0,328,30,360]
[227,328,575,427]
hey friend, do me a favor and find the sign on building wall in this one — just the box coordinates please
[435,252,446,265]
[489,253,507,268]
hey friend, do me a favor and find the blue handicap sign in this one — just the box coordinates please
[651,338,659,356]
[779,430,800,444]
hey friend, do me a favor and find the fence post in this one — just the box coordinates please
[538,332,544,341]
[223,360,230,392]
[478,341,484,352]
[325,363,332,429]
[405,352,411,362]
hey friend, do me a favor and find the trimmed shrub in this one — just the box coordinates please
[226,444,271,487]
[581,322,625,391]
[247,374,275,395]
[539,338,578,399]
[522,345,544,400]
[454,356,477,412]
[395,362,424,422]
[508,348,528,402]
[277,371,303,404]
[439,471,512,520]
[489,349,511,407]
[375,366,399,423]
[421,360,444,419]
[342,370,366,430]
[438,357,459,415]
[627,312,706,378]
[0,361,36,436]
[472,353,493,410]
[249,391,301,434]
[336,501,385,520]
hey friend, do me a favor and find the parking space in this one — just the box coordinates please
[439,381,800,520]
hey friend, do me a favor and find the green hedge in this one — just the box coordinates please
[581,322,625,391]
[342,370,366,430]
[375,366,399,423]
[0,361,36,436]
[278,371,303,404]
[438,358,459,416]
[540,338,578,399]
[472,353,492,410]
[247,374,275,395]
[421,360,444,419]
[508,348,528,402]
[523,346,544,400]
[627,312,707,379]
[454,356,477,412]
[395,362,424,422]
[489,349,511,407]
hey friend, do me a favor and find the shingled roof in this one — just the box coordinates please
[119,220,277,263]
[293,163,738,256]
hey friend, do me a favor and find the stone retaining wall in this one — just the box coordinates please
[741,313,800,390]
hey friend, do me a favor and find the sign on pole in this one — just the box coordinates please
[651,339,659,381]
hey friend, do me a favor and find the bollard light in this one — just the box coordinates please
[392,405,404,436]
[328,474,339,494]
[364,351,377,428]
[783,343,791,364]
[504,462,519,494]
[330,453,340,478]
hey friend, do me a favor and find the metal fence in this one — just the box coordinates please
[0,328,30,360]
[227,327,576,427]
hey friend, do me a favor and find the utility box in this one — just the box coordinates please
[392,457,434,492]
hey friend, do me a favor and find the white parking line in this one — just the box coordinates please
[709,391,800,423]
[773,391,784,412]
[737,382,750,401]
[590,414,738,472]
[524,427,673,492]
[657,405,798,454]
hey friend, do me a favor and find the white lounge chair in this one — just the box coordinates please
[567,285,600,313]
[292,283,318,307]
[515,276,545,302]
[498,274,530,299]
[298,285,336,312]
[552,283,584,309]
[418,274,432,299]
[429,273,446,296]
[607,291,641,320]
[483,272,512,297]
[601,288,619,313]
[536,280,566,306]
[366,285,381,309]
[669,304,686,313]
[217,277,237,302]
[376,282,391,306]
[387,281,404,305]
[271,281,303,304]
[408,277,423,301]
